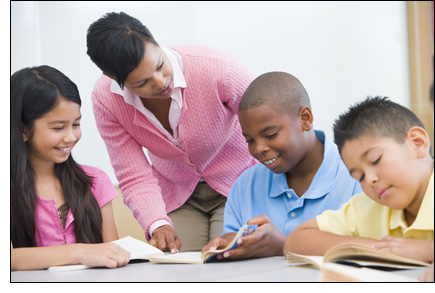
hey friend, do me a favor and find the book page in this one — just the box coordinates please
[149,252,202,264]
[112,236,163,259]
[322,263,418,282]
[324,242,430,268]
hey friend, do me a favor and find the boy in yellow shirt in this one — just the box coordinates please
[284,97,434,268]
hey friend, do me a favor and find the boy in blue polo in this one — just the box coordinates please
[202,72,362,259]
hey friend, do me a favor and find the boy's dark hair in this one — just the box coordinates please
[86,12,158,88]
[239,71,311,118]
[333,96,426,152]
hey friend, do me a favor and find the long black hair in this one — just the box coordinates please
[11,65,103,247]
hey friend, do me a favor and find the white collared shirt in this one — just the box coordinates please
[109,47,186,236]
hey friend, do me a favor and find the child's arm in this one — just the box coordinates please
[11,242,130,271]
[100,201,119,242]
[373,237,434,263]
[11,200,126,271]
[283,218,379,256]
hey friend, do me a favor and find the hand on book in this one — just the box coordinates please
[76,243,131,269]
[149,225,181,253]
[372,236,434,263]
[204,215,286,260]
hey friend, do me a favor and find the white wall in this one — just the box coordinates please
[11,1,410,183]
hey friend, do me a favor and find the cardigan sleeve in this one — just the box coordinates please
[91,78,172,240]
[218,52,255,115]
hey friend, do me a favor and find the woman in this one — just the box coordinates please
[86,12,257,252]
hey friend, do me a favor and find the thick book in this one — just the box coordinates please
[286,242,430,270]
[149,224,257,264]
[48,236,164,272]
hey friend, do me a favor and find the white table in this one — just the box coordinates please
[10,256,425,282]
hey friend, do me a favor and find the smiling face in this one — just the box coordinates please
[24,99,82,168]
[123,42,174,100]
[340,133,427,214]
[239,105,308,174]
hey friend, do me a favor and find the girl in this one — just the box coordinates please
[11,65,130,271]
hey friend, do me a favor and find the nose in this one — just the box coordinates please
[153,72,166,89]
[367,170,379,185]
[64,126,80,143]
[252,140,270,157]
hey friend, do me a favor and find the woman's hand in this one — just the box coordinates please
[148,225,182,253]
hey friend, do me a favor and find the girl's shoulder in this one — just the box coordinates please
[79,164,113,185]
[79,164,118,206]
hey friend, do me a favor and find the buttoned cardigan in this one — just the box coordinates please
[91,45,257,239]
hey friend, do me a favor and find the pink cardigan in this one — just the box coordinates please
[92,45,257,239]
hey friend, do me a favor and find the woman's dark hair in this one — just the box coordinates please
[11,65,103,248]
[86,11,159,88]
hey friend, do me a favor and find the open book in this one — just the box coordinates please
[287,242,430,270]
[48,236,164,272]
[149,224,257,264]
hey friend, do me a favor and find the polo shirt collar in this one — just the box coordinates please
[390,170,434,231]
[268,130,340,199]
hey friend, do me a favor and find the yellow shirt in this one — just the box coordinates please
[317,171,434,240]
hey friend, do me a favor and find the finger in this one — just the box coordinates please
[237,230,263,246]
[149,237,157,248]
[247,215,271,226]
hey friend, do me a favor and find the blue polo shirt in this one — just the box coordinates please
[223,130,362,235]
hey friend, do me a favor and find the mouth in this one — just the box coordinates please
[262,155,280,166]
[377,186,391,199]
[54,146,73,153]
[157,80,173,96]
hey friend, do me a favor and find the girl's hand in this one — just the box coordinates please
[218,215,286,260]
[373,236,434,263]
[77,243,131,269]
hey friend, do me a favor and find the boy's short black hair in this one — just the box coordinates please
[239,71,311,118]
[86,12,158,88]
[333,96,426,152]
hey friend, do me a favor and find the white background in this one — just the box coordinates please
[11,1,410,182]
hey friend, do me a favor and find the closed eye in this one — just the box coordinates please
[372,156,381,165]
[265,132,278,139]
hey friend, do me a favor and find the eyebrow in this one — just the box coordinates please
[129,54,162,86]
[47,115,82,124]
[242,125,279,137]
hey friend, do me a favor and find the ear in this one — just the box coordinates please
[406,126,430,158]
[298,106,314,132]
[22,128,29,142]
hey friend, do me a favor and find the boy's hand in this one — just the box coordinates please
[217,215,286,260]
[149,225,182,254]
[373,236,434,263]
[201,233,236,253]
